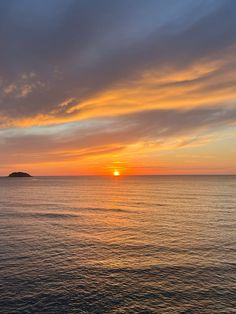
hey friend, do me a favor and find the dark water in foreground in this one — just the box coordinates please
[0,176,235,313]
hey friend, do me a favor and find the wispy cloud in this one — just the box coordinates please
[0,0,235,174]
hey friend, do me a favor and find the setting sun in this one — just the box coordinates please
[113,170,120,176]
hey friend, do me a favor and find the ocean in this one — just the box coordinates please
[0,176,235,313]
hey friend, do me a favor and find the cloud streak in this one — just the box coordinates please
[1,106,235,165]
[0,0,236,174]
[0,0,236,123]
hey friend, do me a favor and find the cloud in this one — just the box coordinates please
[0,1,236,174]
[0,105,236,167]
[0,0,235,125]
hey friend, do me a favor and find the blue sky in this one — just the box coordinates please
[0,0,235,175]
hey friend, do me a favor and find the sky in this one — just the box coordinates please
[0,0,236,175]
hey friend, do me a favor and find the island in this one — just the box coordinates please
[8,172,32,177]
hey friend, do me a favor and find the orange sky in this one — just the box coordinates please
[0,1,236,175]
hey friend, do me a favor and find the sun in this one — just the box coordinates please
[113,170,120,176]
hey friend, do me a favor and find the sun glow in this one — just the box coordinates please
[113,170,120,176]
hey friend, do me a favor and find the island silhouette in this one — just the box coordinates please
[8,172,32,177]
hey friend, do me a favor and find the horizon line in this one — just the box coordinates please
[1,174,236,177]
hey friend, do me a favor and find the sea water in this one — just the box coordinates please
[0,176,235,313]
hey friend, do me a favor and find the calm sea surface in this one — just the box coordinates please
[0,176,235,313]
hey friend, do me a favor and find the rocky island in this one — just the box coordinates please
[8,172,32,177]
